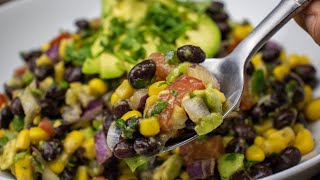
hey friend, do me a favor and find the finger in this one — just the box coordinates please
[294,0,320,44]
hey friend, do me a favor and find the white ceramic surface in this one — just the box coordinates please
[0,0,319,179]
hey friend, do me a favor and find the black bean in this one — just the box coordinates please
[147,156,164,170]
[10,97,24,116]
[274,108,297,129]
[251,104,270,123]
[60,166,76,180]
[283,73,304,87]
[230,170,252,180]
[75,19,90,31]
[217,22,231,40]
[45,84,67,101]
[272,147,301,173]
[233,124,256,143]
[206,1,224,15]
[211,12,229,22]
[128,60,156,89]
[103,156,120,180]
[262,48,280,63]
[64,66,83,83]
[112,100,131,120]
[134,137,162,156]
[177,45,206,63]
[73,147,88,165]
[296,113,308,127]
[226,111,247,126]
[249,163,273,179]
[270,90,288,107]
[54,125,70,139]
[113,140,136,159]
[20,50,42,63]
[0,106,14,129]
[40,139,62,161]
[246,61,255,76]
[34,65,54,81]
[292,86,305,104]
[40,99,60,118]
[292,64,316,83]
[185,119,196,130]
[225,138,248,154]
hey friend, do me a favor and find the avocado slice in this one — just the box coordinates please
[176,15,221,58]
[195,113,223,135]
[82,58,100,74]
[218,153,245,180]
[99,53,125,79]
[153,154,182,180]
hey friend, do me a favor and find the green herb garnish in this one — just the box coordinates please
[250,70,266,95]
[116,118,139,139]
[14,151,28,162]
[151,101,169,116]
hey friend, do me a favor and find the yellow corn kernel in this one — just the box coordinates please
[233,24,253,40]
[263,138,287,154]
[273,64,290,81]
[246,145,265,162]
[254,120,273,134]
[0,129,4,138]
[294,129,314,155]
[287,54,310,68]
[213,89,226,103]
[251,53,267,75]
[293,123,305,134]
[82,138,96,160]
[33,116,41,126]
[115,80,134,100]
[63,131,85,154]
[36,54,53,66]
[268,127,295,145]
[305,98,320,121]
[59,39,70,59]
[299,85,313,109]
[180,171,190,180]
[53,120,62,128]
[41,43,50,52]
[16,129,30,151]
[264,128,277,138]
[54,61,65,82]
[29,127,49,144]
[76,166,89,180]
[254,136,264,147]
[48,152,69,174]
[144,95,158,114]
[121,110,142,121]
[111,92,120,106]
[148,81,168,96]
[139,117,160,137]
[15,154,32,180]
[89,78,108,95]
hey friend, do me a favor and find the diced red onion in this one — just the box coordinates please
[46,44,59,60]
[129,89,148,111]
[94,130,112,164]
[186,159,215,179]
[81,99,103,121]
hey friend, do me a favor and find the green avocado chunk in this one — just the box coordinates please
[192,87,223,113]
[218,153,245,180]
[99,53,125,79]
[153,154,182,180]
[195,113,223,135]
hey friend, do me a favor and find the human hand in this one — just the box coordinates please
[295,0,320,45]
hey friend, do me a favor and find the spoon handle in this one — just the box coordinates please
[231,0,311,67]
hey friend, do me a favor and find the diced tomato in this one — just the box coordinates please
[0,94,7,108]
[39,118,55,137]
[15,66,27,76]
[158,75,206,132]
[179,136,224,164]
[49,32,71,47]
[149,53,174,81]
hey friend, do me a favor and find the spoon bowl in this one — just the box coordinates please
[107,0,311,154]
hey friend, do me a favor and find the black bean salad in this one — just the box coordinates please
[0,1,319,180]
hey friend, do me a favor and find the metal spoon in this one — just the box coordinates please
[107,0,311,154]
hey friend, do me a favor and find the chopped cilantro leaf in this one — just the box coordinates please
[151,101,169,116]
[13,115,24,132]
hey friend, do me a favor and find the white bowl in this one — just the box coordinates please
[0,0,319,179]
